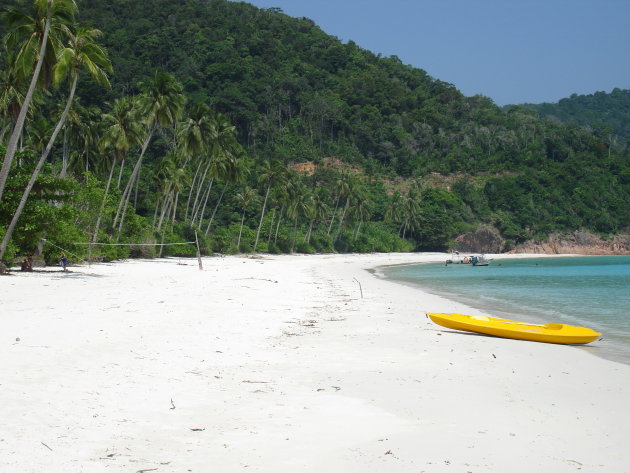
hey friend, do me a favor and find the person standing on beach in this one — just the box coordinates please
[60,251,68,271]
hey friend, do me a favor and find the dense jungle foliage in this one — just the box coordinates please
[519,88,630,141]
[1,0,629,266]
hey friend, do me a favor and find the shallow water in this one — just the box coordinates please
[383,255,630,365]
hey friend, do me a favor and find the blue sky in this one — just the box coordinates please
[240,0,630,106]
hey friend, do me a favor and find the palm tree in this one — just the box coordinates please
[0,66,25,143]
[254,159,284,251]
[189,113,238,227]
[0,24,112,260]
[287,182,313,253]
[113,71,184,241]
[305,188,329,244]
[350,190,371,240]
[235,186,258,252]
[333,175,357,242]
[100,96,142,187]
[204,150,249,236]
[178,103,213,222]
[327,169,351,235]
[91,97,142,245]
[0,0,77,203]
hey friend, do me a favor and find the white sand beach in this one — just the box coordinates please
[2,253,629,473]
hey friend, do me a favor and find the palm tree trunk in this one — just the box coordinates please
[254,183,271,251]
[305,220,314,243]
[193,177,213,227]
[333,200,350,242]
[267,208,276,247]
[0,6,52,203]
[152,195,161,231]
[237,212,245,250]
[189,159,211,223]
[0,74,78,260]
[91,157,116,244]
[291,218,298,253]
[204,184,227,236]
[60,127,69,178]
[116,157,125,188]
[274,205,285,244]
[170,191,179,232]
[184,160,203,222]
[114,126,154,241]
[327,194,340,235]
[354,220,362,240]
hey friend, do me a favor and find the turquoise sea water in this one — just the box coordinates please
[383,256,630,364]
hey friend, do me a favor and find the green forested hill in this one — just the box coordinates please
[1,0,629,265]
[519,88,630,141]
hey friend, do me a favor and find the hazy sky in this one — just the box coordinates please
[239,0,630,106]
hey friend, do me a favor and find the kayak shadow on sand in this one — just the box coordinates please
[429,327,603,349]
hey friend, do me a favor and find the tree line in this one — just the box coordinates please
[1,0,629,267]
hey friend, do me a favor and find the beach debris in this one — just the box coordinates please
[242,380,271,384]
[170,398,176,410]
[190,428,205,431]
[41,442,53,451]
[492,354,496,358]
[385,450,393,455]
[136,469,158,473]
[15,337,20,342]
[331,386,341,391]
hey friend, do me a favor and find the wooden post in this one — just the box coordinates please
[195,231,203,270]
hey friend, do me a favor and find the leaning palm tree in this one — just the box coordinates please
[0,24,112,260]
[0,0,77,203]
[100,96,142,188]
[91,98,143,245]
[178,103,213,222]
[204,149,249,236]
[235,186,258,252]
[253,159,285,251]
[113,71,184,241]
[287,183,313,253]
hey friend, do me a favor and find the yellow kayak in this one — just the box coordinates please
[426,312,601,344]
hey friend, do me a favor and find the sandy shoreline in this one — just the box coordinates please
[2,253,629,472]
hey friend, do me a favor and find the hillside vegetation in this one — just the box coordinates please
[1,0,629,266]
[519,88,630,141]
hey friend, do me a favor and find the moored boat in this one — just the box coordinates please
[426,312,601,344]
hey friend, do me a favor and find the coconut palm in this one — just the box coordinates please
[0,0,77,203]
[100,96,142,188]
[235,186,258,251]
[286,182,313,253]
[179,103,214,221]
[305,188,329,244]
[349,190,371,240]
[327,169,351,235]
[254,159,285,251]
[0,66,25,143]
[204,150,249,236]
[113,71,184,241]
[0,24,112,260]
[189,113,238,226]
